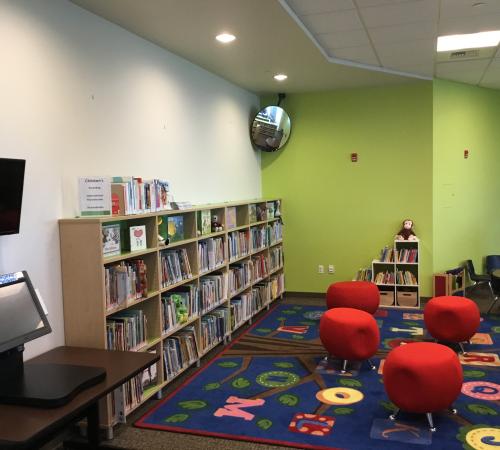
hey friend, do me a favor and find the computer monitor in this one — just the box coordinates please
[0,158,26,236]
[0,271,51,354]
[0,271,106,407]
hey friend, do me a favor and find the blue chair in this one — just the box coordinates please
[486,255,500,274]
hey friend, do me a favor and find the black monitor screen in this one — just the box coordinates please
[0,158,26,235]
[0,272,51,354]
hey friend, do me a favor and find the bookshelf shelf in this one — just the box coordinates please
[103,248,158,264]
[59,198,285,432]
[371,240,420,308]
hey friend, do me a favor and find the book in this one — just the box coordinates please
[102,224,121,256]
[198,210,211,235]
[79,177,111,216]
[168,215,184,242]
[249,204,257,223]
[266,202,275,219]
[130,225,147,251]
[226,207,237,229]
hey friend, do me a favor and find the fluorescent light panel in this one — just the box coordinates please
[437,31,500,52]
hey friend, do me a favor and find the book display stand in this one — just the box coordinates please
[59,199,284,433]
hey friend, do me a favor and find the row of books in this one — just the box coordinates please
[373,270,396,285]
[251,226,268,251]
[106,309,148,351]
[141,351,158,390]
[161,284,200,333]
[269,246,283,271]
[104,260,148,310]
[124,373,144,413]
[111,177,171,215]
[355,268,373,281]
[163,326,199,381]
[198,238,225,273]
[200,273,227,313]
[160,248,192,288]
[396,270,418,285]
[229,261,252,295]
[268,221,283,245]
[252,254,269,282]
[270,273,285,299]
[228,230,250,261]
[396,248,418,263]
[249,201,279,222]
[200,308,229,350]
[230,282,271,329]
[379,247,395,262]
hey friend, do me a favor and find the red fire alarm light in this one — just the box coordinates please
[351,152,358,162]
[464,149,469,159]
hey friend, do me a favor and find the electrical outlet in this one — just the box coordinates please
[328,265,335,274]
[318,265,324,274]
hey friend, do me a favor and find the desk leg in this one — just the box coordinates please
[87,401,100,447]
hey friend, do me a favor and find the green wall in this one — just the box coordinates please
[261,82,434,295]
[433,79,500,274]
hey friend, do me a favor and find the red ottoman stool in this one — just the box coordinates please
[326,281,380,314]
[424,295,480,354]
[383,342,462,431]
[319,307,380,373]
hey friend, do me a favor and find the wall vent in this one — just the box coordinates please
[436,47,496,62]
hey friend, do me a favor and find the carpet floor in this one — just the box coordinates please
[134,300,500,450]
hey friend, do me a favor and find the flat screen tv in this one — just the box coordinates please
[0,158,26,235]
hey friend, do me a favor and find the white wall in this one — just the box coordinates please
[0,0,261,359]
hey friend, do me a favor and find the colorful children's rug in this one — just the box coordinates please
[136,303,500,449]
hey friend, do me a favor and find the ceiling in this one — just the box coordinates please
[71,0,500,94]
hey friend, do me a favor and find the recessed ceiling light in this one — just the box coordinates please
[215,33,236,44]
[437,30,500,52]
[274,74,288,81]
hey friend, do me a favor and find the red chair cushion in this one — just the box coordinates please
[383,342,462,413]
[326,281,380,314]
[424,296,480,343]
[319,307,380,360]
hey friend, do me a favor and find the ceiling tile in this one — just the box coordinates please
[368,20,437,45]
[286,0,355,15]
[376,39,435,66]
[300,9,364,33]
[355,0,420,7]
[436,59,491,84]
[332,45,380,65]
[316,28,371,49]
[440,0,500,20]
[359,0,438,28]
[439,14,500,35]
[480,67,500,89]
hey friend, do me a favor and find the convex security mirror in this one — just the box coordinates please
[251,105,291,152]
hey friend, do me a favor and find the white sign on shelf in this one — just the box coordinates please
[78,177,111,216]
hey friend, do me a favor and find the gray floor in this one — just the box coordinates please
[46,287,498,450]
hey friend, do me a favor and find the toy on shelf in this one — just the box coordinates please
[211,215,223,232]
[395,219,418,241]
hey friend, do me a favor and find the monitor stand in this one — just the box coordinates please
[0,346,106,408]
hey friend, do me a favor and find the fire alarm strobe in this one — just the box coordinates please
[351,153,358,162]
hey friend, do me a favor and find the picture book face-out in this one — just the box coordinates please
[102,224,121,256]
[130,225,147,252]
[168,216,184,242]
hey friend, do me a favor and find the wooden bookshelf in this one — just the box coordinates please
[59,198,284,432]
[371,240,420,308]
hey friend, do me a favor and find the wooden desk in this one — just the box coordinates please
[0,346,159,449]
